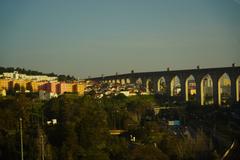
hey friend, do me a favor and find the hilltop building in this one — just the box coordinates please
[0,71,86,97]
[1,71,57,81]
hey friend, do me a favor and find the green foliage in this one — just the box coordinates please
[130,144,169,160]
[58,74,76,82]
[108,137,129,160]
[43,95,110,160]
[0,94,239,160]
[0,95,44,160]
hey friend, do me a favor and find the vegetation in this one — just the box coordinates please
[0,93,239,160]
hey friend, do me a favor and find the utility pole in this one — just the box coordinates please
[19,118,24,160]
[41,133,45,160]
[40,108,45,160]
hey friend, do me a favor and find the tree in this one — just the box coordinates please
[43,95,110,160]
[130,144,169,160]
[108,137,129,160]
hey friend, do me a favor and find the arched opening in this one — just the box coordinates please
[218,73,231,106]
[201,74,213,105]
[157,77,166,94]
[136,78,143,92]
[146,79,153,93]
[116,79,120,84]
[126,78,131,84]
[121,79,126,85]
[185,75,196,101]
[136,78,142,85]
[237,76,240,102]
[170,76,181,96]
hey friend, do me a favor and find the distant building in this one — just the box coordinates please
[0,79,11,90]
[73,83,85,96]
[55,82,85,95]
[119,91,137,97]
[222,79,231,86]
[9,79,28,92]
[57,82,74,94]
[188,80,196,95]
[0,72,85,96]
[2,72,15,79]
[39,90,58,100]
[203,78,212,88]
[2,71,57,81]
[0,89,6,96]
[26,81,46,92]
[42,82,58,94]
[119,91,130,96]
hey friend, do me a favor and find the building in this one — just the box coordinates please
[73,83,85,96]
[36,81,86,96]
[0,72,86,96]
[0,89,6,96]
[56,82,85,95]
[39,90,58,100]
[2,72,15,79]
[41,82,58,94]
[221,79,231,87]
[56,82,73,94]
[27,81,46,92]
[0,79,11,90]
[188,80,196,95]
[9,80,28,92]
[2,71,57,81]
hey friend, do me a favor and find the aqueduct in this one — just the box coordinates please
[89,66,240,106]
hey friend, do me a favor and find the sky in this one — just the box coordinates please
[0,0,240,78]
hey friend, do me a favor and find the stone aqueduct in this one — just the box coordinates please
[89,66,240,106]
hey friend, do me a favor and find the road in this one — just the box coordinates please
[221,140,240,160]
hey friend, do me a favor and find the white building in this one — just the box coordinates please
[2,71,57,81]
[39,90,58,100]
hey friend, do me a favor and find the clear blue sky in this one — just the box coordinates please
[0,0,240,78]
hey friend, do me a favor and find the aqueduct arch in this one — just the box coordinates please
[218,73,231,106]
[200,74,213,105]
[170,76,181,96]
[157,77,166,94]
[146,79,153,93]
[185,75,196,102]
[90,66,240,106]
[126,78,131,84]
[121,79,126,85]
[236,76,240,102]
